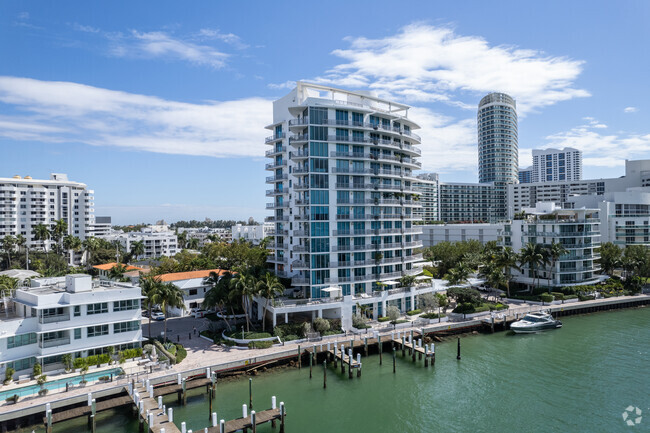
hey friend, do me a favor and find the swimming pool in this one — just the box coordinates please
[0,367,124,401]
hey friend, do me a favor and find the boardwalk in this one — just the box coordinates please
[132,382,181,433]
[206,408,283,433]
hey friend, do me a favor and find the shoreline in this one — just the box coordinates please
[1,294,648,431]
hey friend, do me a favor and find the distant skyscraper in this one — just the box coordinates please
[519,166,533,183]
[414,173,439,222]
[532,147,582,182]
[477,93,518,185]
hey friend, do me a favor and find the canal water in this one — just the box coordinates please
[23,307,650,432]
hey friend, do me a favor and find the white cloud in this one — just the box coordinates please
[545,121,650,167]
[316,23,589,115]
[0,76,271,158]
[72,23,100,33]
[196,29,248,49]
[624,106,638,113]
[267,80,296,90]
[108,30,229,68]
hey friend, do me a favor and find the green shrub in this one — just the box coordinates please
[248,340,274,349]
[98,376,110,381]
[5,394,18,403]
[73,358,86,369]
[394,319,409,324]
[86,355,98,367]
[283,334,300,341]
[420,312,446,319]
[378,317,391,322]
[313,317,330,333]
[578,294,595,301]
[154,340,176,364]
[33,362,42,377]
[453,303,476,314]
[539,293,554,303]
[98,354,110,365]
[36,375,47,385]
[225,330,273,340]
[175,344,187,363]
[473,305,491,313]
[406,309,422,316]
[564,294,578,300]
[322,330,342,336]
[551,292,565,301]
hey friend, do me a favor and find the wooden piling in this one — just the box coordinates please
[323,360,327,389]
[182,378,187,405]
[279,402,285,433]
[309,351,313,379]
[392,347,396,373]
[297,345,301,369]
[249,378,253,410]
[209,388,213,420]
[364,337,368,357]
[378,335,382,365]
[401,336,406,356]
[457,337,461,360]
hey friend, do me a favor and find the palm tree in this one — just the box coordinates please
[496,247,519,298]
[206,234,221,244]
[177,231,187,249]
[82,237,102,267]
[187,238,200,250]
[156,282,186,342]
[519,242,546,291]
[444,262,471,286]
[232,272,257,331]
[107,263,128,281]
[0,275,18,317]
[130,241,145,261]
[140,276,162,338]
[256,273,285,331]
[2,235,16,268]
[51,219,68,255]
[63,235,82,265]
[546,241,567,291]
[203,271,235,331]
[33,224,51,253]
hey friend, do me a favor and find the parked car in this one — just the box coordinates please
[151,312,165,321]
[193,309,207,318]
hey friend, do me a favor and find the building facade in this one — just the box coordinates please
[532,147,582,183]
[0,274,142,376]
[439,182,505,223]
[519,166,533,184]
[503,203,602,287]
[477,93,518,185]
[413,173,439,222]
[0,173,95,252]
[157,269,229,316]
[266,82,423,300]
[420,223,504,247]
[98,228,178,259]
[231,223,273,245]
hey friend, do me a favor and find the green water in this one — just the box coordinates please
[31,308,650,432]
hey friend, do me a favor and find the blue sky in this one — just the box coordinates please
[1,1,649,224]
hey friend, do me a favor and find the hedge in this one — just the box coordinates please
[420,313,446,319]
[378,317,391,322]
[248,340,274,349]
[551,292,565,301]
[226,330,273,340]
[153,340,177,364]
[175,344,187,363]
[539,293,554,303]
[406,309,422,316]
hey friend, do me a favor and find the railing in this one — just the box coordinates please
[264,132,285,143]
[40,337,70,348]
[286,117,421,141]
[289,150,309,158]
[265,146,286,156]
[265,161,287,170]
[40,314,70,324]
[265,174,288,182]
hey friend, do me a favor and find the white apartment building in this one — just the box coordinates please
[0,173,95,252]
[177,227,233,246]
[420,223,504,247]
[99,227,178,259]
[507,159,650,217]
[568,188,650,248]
[231,223,273,245]
[266,82,424,302]
[413,173,439,222]
[87,216,112,237]
[0,274,142,376]
[503,203,602,287]
[531,147,582,183]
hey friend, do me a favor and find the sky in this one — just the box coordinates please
[1,1,649,225]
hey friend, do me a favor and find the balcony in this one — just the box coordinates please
[291,277,310,285]
[292,260,309,270]
[265,146,286,157]
[266,174,288,183]
[40,337,70,348]
[265,132,286,144]
[289,134,309,144]
[293,229,310,237]
[40,314,70,324]
[294,183,309,190]
[295,198,310,206]
[293,167,309,175]
[265,216,289,223]
[268,256,288,264]
[266,189,286,197]
[289,150,309,159]
[265,161,287,170]
[266,202,289,209]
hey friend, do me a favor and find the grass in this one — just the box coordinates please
[225,330,273,340]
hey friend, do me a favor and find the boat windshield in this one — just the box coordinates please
[523,315,540,322]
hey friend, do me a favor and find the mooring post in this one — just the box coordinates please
[212,372,217,394]
[323,360,327,389]
[181,422,187,433]
[168,407,173,423]
[297,345,301,369]
[424,344,429,367]
[412,339,416,362]
[209,387,213,420]
[340,345,345,374]
[378,334,383,365]
[418,340,423,361]
[46,410,52,433]
[251,410,257,433]
[356,353,362,377]
[158,395,163,410]
[249,378,253,410]
[91,414,96,433]
[364,337,368,356]
[348,348,353,379]
[309,351,313,379]
[212,412,218,427]
[409,330,414,355]
[392,347,396,373]
[220,419,225,433]
[138,415,143,433]
[182,378,187,405]
[457,337,461,360]
[491,315,495,333]
[272,396,277,427]
[149,413,154,430]
[333,343,337,368]
[401,335,406,356]
[280,402,286,433]
[327,342,331,362]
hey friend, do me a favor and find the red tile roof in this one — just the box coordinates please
[156,269,231,283]
[93,262,144,271]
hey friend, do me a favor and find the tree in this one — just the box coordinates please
[156,282,186,342]
[435,292,449,313]
[232,272,258,331]
[0,275,18,318]
[447,286,482,306]
[51,219,68,255]
[33,224,51,253]
[187,238,200,250]
[2,235,16,268]
[130,241,145,261]
[140,276,162,338]
[479,261,506,293]
[203,271,236,331]
[599,242,622,276]
[61,353,73,372]
[496,247,519,297]
[418,293,439,313]
[386,305,400,323]
[82,237,102,267]
[63,235,82,265]
[546,241,567,290]
[399,274,416,289]
[443,262,471,286]
[255,273,285,331]
[312,317,330,333]
[177,231,188,249]
[519,242,547,291]
[107,263,128,281]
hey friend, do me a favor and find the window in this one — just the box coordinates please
[87,303,108,315]
[309,126,327,141]
[189,289,198,296]
[113,321,140,334]
[87,325,109,337]
[310,142,328,157]
[7,357,36,371]
[74,306,81,317]
[113,299,139,311]
[7,333,37,349]
[74,328,82,339]
[310,107,327,124]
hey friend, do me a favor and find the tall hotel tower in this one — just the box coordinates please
[265,83,423,300]
[477,93,518,185]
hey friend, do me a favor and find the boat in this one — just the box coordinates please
[510,312,562,333]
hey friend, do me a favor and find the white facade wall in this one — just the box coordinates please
[420,223,504,247]
[231,224,269,244]
[532,147,582,183]
[0,173,95,252]
[99,229,178,258]
[413,173,439,222]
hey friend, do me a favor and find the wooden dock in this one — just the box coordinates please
[132,382,181,433]
[391,330,435,366]
[205,408,284,433]
[43,395,133,424]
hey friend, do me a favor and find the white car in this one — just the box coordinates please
[151,312,165,321]
[193,309,207,318]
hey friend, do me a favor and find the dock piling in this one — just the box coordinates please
[249,378,253,410]
[364,337,368,356]
[340,345,345,374]
[46,410,52,433]
[378,335,383,365]
[243,404,248,419]
[309,351,313,379]
[401,336,406,356]
[168,407,173,423]
[348,349,353,379]
[220,420,225,433]
[392,347,396,373]
[212,412,218,427]
[272,396,277,427]
[357,353,362,377]
[181,421,187,433]
[280,402,285,433]
[323,360,327,389]
[457,337,461,360]
[297,345,301,369]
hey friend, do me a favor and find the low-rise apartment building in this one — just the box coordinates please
[0,274,142,377]
[99,228,178,259]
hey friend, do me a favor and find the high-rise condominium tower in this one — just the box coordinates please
[477,93,518,185]
[265,83,423,301]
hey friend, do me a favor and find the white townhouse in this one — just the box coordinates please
[0,274,142,377]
